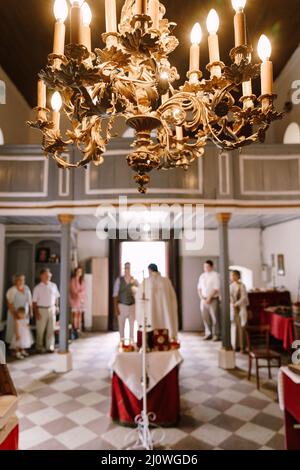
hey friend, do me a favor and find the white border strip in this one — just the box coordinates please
[219,152,230,196]
[58,154,70,197]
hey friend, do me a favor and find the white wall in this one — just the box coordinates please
[0,225,5,326]
[262,219,300,301]
[77,231,109,262]
[266,44,300,144]
[0,67,34,145]
[180,229,262,287]
[77,229,262,286]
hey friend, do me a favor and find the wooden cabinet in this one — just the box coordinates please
[5,237,61,292]
[248,290,291,325]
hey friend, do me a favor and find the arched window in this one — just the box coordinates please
[283,122,300,144]
[229,265,254,291]
[0,128,4,145]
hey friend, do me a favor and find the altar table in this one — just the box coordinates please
[278,367,300,450]
[110,350,183,426]
[261,309,295,351]
[0,395,19,451]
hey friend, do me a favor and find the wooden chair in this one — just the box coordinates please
[245,325,282,390]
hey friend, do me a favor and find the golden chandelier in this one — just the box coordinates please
[29,0,282,193]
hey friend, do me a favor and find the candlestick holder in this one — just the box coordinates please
[206,61,225,76]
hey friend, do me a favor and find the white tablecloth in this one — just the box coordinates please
[109,350,183,400]
[0,395,18,430]
[278,366,300,411]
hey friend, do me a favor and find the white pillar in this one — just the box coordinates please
[0,225,5,327]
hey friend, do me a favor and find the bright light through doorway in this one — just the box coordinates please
[121,241,167,283]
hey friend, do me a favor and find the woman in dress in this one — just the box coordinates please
[5,274,33,348]
[69,267,86,335]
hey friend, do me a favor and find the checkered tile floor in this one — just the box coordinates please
[7,332,285,450]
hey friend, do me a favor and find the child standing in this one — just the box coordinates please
[10,307,33,360]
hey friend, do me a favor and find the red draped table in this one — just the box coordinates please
[261,309,295,351]
[0,415,19,450]
[278,367,300,450]
[110,350,183,427]
[0,422,19,451]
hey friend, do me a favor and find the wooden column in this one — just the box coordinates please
[58,214,74,354]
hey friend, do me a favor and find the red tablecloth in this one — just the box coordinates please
[0,425,19,451]
[261,310,295,351]
[111,367,180,427]
[283,374,300,450]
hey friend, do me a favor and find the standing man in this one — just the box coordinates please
[113,263,138,341]
[33,268,60,353]
[197,260,220,341]
[230,270,249,352]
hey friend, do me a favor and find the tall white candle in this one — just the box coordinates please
[136,0,147,15]
[189,23,202,71]
[231,0,247,47]
[53,0,68,55]
[80,2,92,51]
[148,0,159,29]
[206,9,221,78]
[176,127,183,141]
[37,80,46,108]
[258,35,273,95]
[51,92,62,131]
[105,0,117,32]
[70,0,84,44]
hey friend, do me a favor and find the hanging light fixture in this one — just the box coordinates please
[28,0,282,193]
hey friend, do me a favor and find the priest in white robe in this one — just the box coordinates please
[136,264,178,339]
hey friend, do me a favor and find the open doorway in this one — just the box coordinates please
[121,241,167,282]
[109,237,181,331]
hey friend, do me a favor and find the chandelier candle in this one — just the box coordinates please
[148,0,159,29]
[136,0,147,15]
[176,127,183,141]
[206,9,221,78]
[53,0,68,55]
[242,80,253,109]
[258,34,273,111]
[189,23,202,83]
[37,80,46,109]
[232,0,247,47]
[80,2,92,51]
[105,0,117,33]
[51,91,62,131]
[70,0,84,44]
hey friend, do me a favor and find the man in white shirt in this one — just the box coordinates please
[33,269,60,353]
[197,260,220,341]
